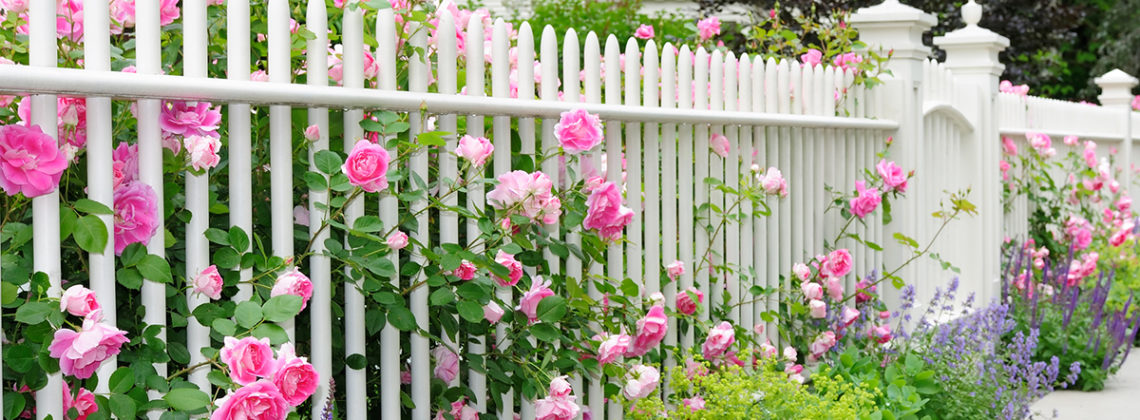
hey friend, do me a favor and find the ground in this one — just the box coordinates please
[1032,349,1140,419]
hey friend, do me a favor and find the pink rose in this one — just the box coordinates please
[49,310,129,379]
[16,96,88,149]
[800,282,823,300]
[793,263,811,281]
[484,301,505,324]
[759,342,777,359]
[809,331,837,358]
[434,398,479,420]
[59,285,99,317]
[1027,132,1053,156]
[832,52,864,72]
[432,346,459,383]
[666,260,685,280]
[710,133,730,158]
[62,381,97,420]
[0,123,70,198]
[535,376,580,420]
[596,333,631,365]
[184,134,221,171]
[0,0,29,14]
[800,49,822,67]
[487,170,562,225]
[456,135,494,167]
[634,24,655,39]
[825,276,844,301]
[493,250,523,286]
[554,108,603,153]
[855,278,876,304]
[880,310,891,320]
[783,346,797,361]
[626,305,668,356]
[272,343,319,406]
[220,336,276,385]
[160,100,221,138]
[400,370,412,384]
[754,323,765,337]
[876,160,907,192]
[250,70,270,82]
[1117,196,1132,213]
[209,380,289,420]
[685,359,709,378]
[849,180,881,218]
[304,124,321,141]
[622,364,660,400]
[1064,135,1079,146]
[518,277,555,323]
[868,324,892,344]
[840,306,860,327]
[1002,136,1019,156]
[683,395,706,412]
[701,321,735,361]
[193,265,224,300]
[1000,160,1010,180]
[387,231,409,250]
[343,140,392,193]
[271,267,314,310]
[583,181,634,241]
[822,249,853,278]
[808,299,827,318]
[294,205,310,227]
[113,182,159,255]
[675,287,703,316]
[697,16,721,41]
[112,142,139,185]
[758,167,788,196]
[455,260,477,281]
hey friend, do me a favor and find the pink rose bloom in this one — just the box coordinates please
[622,364,660,400]
[666,260,685,280]
[758,167,788,196]
[0,124,70,198]
[1117,196,1132,213]
[876,160,907,192]
[999,80,1029,96]
[272,343,319,406]
[250,70,270,82]
[535,376,580,420]
[400,370,412,384]
[710,133,730,158]
[1134,95,1140,111]
[868,324,892,344]
[1002,136,1019,156]
[754,323,765,337]
[697,16,721,41]
[583,181,634,241]
[800,49,822,67]
[193,265,224,300]
[1000,160,1010,181]
[0,0,29,13]
[1027,132,1052,156]
[518,276,555,323]
[387,231,409,250]
[596,333,631,365]
[554,108,603,153]
[49,309,129,379]
[112,142,139,185]
[303,125,321,141]
[832,52,864,71]
[685,359,709,378]
[682,395,705,412]
[759,342,777,358]
[484,301,505,324]
[809,331,837,358]
[808,299,827,318]
[1064,135,1079,146]
[60,285,99,317]
[675,287,704,316]
[62,381,97,420]
[271,267,314,310]
[840,306,860,327]
[793,263,811,281]
[432,346,460,383]
[434,399,479,420]
[294,205,310,227]
[825,276,844,301]
[626,305,668,357]
[209,380,289,420]
[487,170,562,225]
[184,134,221,171]
[701,321,735,361]
[783,346,797,361]
[456,135,494,167]
[220,336,276,385]
[822,249,853,278]
[800,282,823,300]
[160,100,221,138]
[455,260,478,281]
[343,140,392,193]
[849,180,881,218]
[634,24,655,39]
[1064,216,1093,251]
[493,250,523,286]
[113,182,159,255]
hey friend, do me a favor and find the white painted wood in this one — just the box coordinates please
[182,0,212,393]
[227,0,254,303]
[693,47,711,325]
[463,13,488,413]
[305,1,333,417]
[491,19,516,419]
[677,45,696,350]
[409,20,432,420]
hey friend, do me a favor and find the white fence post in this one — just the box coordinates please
[1095,70,1139,199]
[933,0,1009,302]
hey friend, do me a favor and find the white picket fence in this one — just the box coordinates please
[1,0,1138,419]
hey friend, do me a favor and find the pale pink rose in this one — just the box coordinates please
[646,292,665,306]
[387,231,409,250]
[793,263,811,281]
[626,305,668,356]
[753,323,765,337]
[62,381,97,420]
[800,282,823,300]
[622,364,660,399]
[160,100,221,138]
[535,376,580,420]
[16,95,87,149]
[583,181,634,241]
[800,49,822,67]
[710,133,730,158]
[999,80,1029,96]
[666,260,685,280]
[434,398,479,420]
[0,124,70,198]
[808,299,827,318]
[1134,95,1140,111]
[49,310,129,379]
[518,276,555,323]
[432,346,460,383]
[849,180,881,218]
[271,267,314,310]
[840,306,859,327]
[59,285,99,317]
[1111,221,1134,247]
[758,167,788,196]
[701,321,735,361]
[456,135,494,167]
[825,276,844,301]
[208,0,225,6]
[487,170,562,225]
[697,16,721,41]
[783,346,797,361]
[554,108,603,153]
[634,24,655,39]
[272,343,319,406]
[162,132,182,155]
[455,260,478,281]
[1000,160,1010,181]
[759,342,777,358]
[876,160,907,192]
[1064,216,1093,251]
[250,70,270,82]
[220,336,276,385]
[682,395,705,412]
[1110,180,1121,193]
[675,287,703,315]
[494,250,523,286]
[596,333,631,365]
[113,182,159,255]
[1064,135,1079,146]
[785,362,804,375]
[809,331,837,358]
[685,359,709,378]
[193,265,225,300]
[0,0,29,14]
[294,205,310,227]
[1118,196,1132,213]
[484,301,505,324]
[209,380,289,420]
[184,134,222,171]
[343,140,392,193]
[1027,132,1052,156]
[1002,136,1019,156]
[868,324,892,343]
[112,142,139,185]
[304,125,321,141]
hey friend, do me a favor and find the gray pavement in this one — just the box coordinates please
[1032,349,1140,419]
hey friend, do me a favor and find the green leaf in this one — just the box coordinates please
[457,301,485,323]
[530,323,559,342]
[164,388,211,411]
[109,393,137,419]
[59,206,77,241]
[893,232,920,249]
[353,216,384,233]
[253,323,290,345]
[229,227,250,253]
[74,198,114,215]
[429,288,456,306]
[204,228,230,246]
[346,353,367,370]
[387,306,418,331]
[314,150,343,175]
[117,267,144,289]
[207,370,232,388]
[213,247,240,270]
[137,254,173,283]
[120,243,147,266]
[109,367,136,394]
[73,215,109,253]
[417,131,447,147]
[386,121,410,134]
[262,295,304,323]
[5,344,36,373]
[211,318,237,336]
[1,281,18,305]
[4,391,27,420]
[304,171,328,190]
[536,296,567,323]
[168,342,191,365]
[234,301,264,329]
[15,302,54,325]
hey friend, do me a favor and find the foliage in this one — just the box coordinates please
[520,0,698,46]
[827,346,938,420]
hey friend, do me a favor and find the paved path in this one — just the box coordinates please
[1032,350,1140,419]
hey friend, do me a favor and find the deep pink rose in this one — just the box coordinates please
[484,301,505,324]
[868,324,892,344]
[626,305,668,357]
[596,333,631,365]
[832,52,864,71]
[220,337,276,385]
[809,331,837,358]
[271,267,313,310]
[583,181,634,241]
[855,278,876,304]
[0,124,69,198]
[49,310,128,379]
[343,140,392,193]
[455,260,477,281]
[622,364,660,400]
[675,287,703,316]
[634,24,655,39]
[493,250,523,287]
[710,133,730,158]
[193,265,224,300]
[876,160,907,192]
[808,299,827,318]
[800,282,823,301]
[160,100,221,138]
[1002,136,1018,156]
[16,96,87,149]
[487,170,562,224]
[113,181,159,255]
[456,135,494,167]
[432,346,459,383]
[272,343,319,406]
[666,260,685,280]
[518,277,555,323]
[697,16,721,41]
[62,382,97,420]
[701,321,735,361]
[823,249,853,278]
[185,134,222,171]
[849,180,881,218]
[800,49,822,66]
[209,380,289,420]
[387,231,409,250]
[554,108,603,154]
[59,285,99,317]
[112,142,139,185]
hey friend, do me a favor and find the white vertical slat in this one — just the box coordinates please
[342,5,370,417]
[438,9,461,391]
[789,61,805,293]
[707,49,724,318]
[676,45,695,350]
[517,21,541,420]
[660,42,679,355]
[775,59,792,347]
[642,39,662,345]
[801,64,815,264]
[724,52,740,325]
[762,57,778,343]
[624,37,644,312]
[182,0,211,392]
[409,20,432,420]
[305,1,333,416]
[693,47,710,324]
[583,29,605,420]
[227,0,254,302]
[737,54,753,339]
[751,56,768,338]
[824,67,839,291]
[841,70,856,293]
[268,0,295,339]
[83,0,117,392]
[491,19,515,419]
[603,34,623,420]
[377,8,401,418]
[561,28,587,416]
[30,0,62,416]
[463,14,488,413]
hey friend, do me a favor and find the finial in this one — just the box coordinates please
[962,0,982,27]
